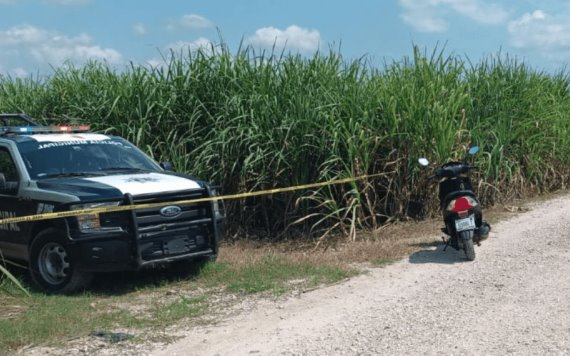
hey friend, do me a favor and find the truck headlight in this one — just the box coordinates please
[210,189,223,219]
[70,201,121,232]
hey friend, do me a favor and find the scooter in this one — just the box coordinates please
[418,146,490,260]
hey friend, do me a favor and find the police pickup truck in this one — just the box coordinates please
[0,113,223,293]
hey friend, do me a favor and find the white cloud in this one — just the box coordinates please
[398,0,509,33]
[133,22,147,36]
[167,38,213,53]
[0,24,123,75]
[508,10,570,51]
[167,14,214,32]
[247,25,320,53]
[178,14,213,29]
[41,0,91,5]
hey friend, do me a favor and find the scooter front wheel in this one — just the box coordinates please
[459,230,476,261]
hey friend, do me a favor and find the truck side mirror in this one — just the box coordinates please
[160,162,174,171]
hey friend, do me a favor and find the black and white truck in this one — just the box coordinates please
[0,113,223,293]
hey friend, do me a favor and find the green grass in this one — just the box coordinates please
[199,255,354,295]
[0,292,205,349]
[151,296,206,325]
[0,267,29,297]
[0,257,353,351]
[1,293,103,349]
[371,258,396,267]
[2,42,568,352]
[0,44,569,239]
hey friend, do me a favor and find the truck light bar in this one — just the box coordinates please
[0,125,91,135]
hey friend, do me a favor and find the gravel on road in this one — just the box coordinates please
[155,194,570,356]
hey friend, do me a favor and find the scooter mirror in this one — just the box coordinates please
[418,158,429,167]
[468,146,480,155]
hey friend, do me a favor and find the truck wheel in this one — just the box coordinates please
[29,228,92,294]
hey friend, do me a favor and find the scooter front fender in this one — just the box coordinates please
[459,229,474,241]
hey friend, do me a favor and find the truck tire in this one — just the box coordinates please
[29,228,92,294]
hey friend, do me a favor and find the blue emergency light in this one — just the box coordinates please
[0,125,91,135]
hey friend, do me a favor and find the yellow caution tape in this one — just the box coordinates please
[0,172,386,225]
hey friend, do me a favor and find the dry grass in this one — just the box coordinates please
[218,188,559,269]
[0,297,28,320]
[219,218,443,268]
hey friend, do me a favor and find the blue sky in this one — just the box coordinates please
[0,0,569,77]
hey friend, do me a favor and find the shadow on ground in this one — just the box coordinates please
[88,260,207,295]
[408,242,470,265]
[3,259,208,296]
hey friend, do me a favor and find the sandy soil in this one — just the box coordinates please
[152,194,570,356]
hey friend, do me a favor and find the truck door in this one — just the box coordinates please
[0,146,35,260]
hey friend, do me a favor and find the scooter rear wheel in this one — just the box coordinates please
[460,231,476,261]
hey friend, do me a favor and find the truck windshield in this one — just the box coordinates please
[17,136,161,179]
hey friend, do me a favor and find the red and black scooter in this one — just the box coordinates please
[419,146,490,260]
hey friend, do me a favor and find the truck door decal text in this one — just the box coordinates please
[0,210,20,231]
[37,203,55,214]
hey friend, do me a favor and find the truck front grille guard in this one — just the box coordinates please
[122,189,217,267]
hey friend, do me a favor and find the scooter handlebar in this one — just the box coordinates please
[433,164,477,178]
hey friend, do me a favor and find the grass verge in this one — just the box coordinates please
[0,253,354,351]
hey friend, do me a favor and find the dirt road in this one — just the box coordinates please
[153,194,570,355]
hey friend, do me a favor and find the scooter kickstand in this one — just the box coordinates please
[442,236,450,251]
